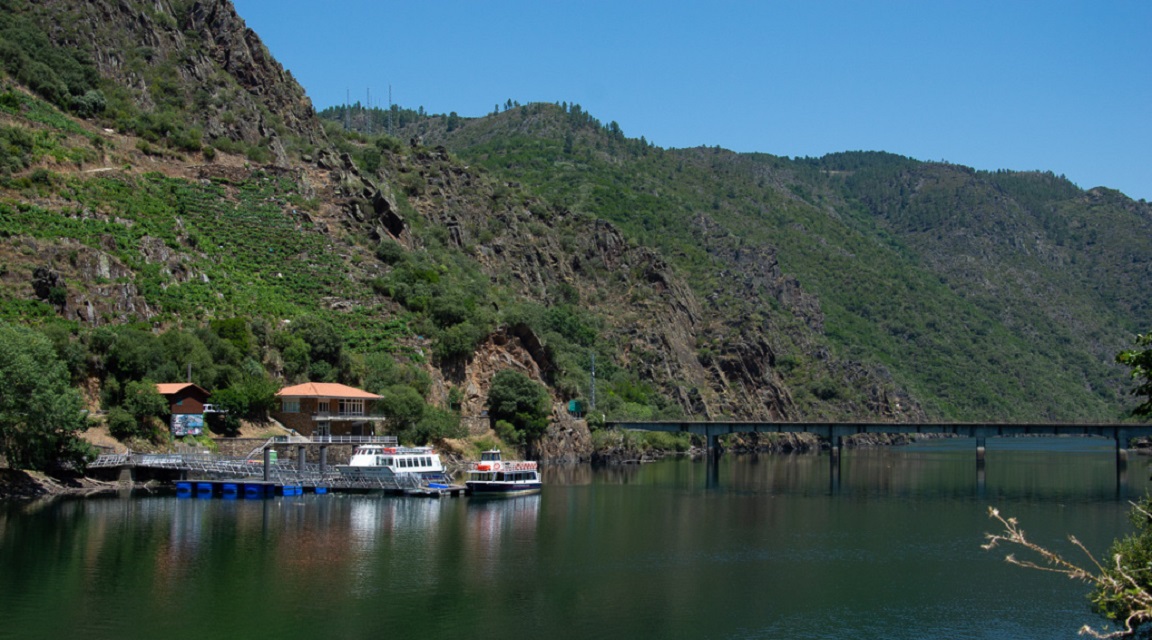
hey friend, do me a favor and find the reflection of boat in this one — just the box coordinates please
[465,449,542,497]
[337,444,449,483]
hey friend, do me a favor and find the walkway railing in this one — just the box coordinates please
[88,451,427,492]
[271,435,398,445]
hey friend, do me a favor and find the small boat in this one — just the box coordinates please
[465,449,542,497]
[337,444,449,484]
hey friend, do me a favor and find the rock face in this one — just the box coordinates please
[30,0,326,165]
[389,145,920,432]
[5,239,153,325]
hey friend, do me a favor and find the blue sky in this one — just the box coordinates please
[233,1,1151,201]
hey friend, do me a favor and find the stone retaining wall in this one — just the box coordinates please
[212,438,358,465]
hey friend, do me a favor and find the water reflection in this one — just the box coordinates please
[2,443,1150,640]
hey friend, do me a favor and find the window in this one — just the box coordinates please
[338,398,364,416]
[283,399,300,413]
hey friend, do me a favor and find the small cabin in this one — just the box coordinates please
[156,382,211,436]
[155,382,211,415]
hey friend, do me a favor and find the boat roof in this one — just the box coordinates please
[355,445,436,454]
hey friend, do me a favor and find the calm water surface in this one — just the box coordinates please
[1,437,1147,639]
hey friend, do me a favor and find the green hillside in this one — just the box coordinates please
[359,102,1150,421]
[0,0,1146,474]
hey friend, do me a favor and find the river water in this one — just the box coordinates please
[0,437,1147,639]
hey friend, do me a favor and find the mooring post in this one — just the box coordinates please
[262,447,271,482]
[975,437,986,468]
[297,445,306,473]
[319,445,328,474]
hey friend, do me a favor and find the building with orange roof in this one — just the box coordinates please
[155,382,212,436]
[271,382,386,437]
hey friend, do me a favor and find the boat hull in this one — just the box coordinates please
[466,481,542,497]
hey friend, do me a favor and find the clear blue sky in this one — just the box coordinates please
[233,0,1151,201]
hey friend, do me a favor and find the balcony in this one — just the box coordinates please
[311,410,387,422]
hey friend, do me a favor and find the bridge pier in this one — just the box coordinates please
[829,436,841,494]
[1117,430,1129,497]
[707,434,721,460]
[117,466,135,488]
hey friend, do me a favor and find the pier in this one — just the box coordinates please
[87,436,467,498]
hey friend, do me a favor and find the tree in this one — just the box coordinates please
[121,380,167,437]
[1116,332,1152,418]
[486,369,551,445]
[0,321,94,471]
[211,374,280,433]
[380,384,425,436]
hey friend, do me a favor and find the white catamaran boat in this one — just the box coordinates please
[337,444,448,484]
[465,449,542,497]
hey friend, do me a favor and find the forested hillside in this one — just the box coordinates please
[0,0,1145,472]
[355,101,1151,421]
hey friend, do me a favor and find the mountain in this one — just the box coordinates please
[355,102,1150,421]
[0,0,1144,464]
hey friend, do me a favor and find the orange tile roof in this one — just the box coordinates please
[155,382,210,396]
[276,382,382,399]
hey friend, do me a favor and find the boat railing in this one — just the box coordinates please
[468,460,538,471]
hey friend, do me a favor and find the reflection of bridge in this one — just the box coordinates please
[613,421,1152,492]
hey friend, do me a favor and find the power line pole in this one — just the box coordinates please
[388,84,393,136]
[590,352,596,410]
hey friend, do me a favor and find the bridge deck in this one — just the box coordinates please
[612,421,1152,443]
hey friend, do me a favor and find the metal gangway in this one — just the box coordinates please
[88,450,427,493]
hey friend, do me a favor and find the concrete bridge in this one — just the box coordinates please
[612,420,1152,492]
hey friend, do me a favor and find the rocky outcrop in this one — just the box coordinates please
[391,139,916,432]
[531,411,593,464]
[7,239,154,325]
[31,0,326,166]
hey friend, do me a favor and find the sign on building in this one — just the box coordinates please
[171,413,204,436]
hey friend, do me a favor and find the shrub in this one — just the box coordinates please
[106,406,139,440]
[375,240,405,265]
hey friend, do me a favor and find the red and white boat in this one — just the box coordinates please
[465,449,542,497]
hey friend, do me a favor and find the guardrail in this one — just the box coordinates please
[271,435,399,444]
